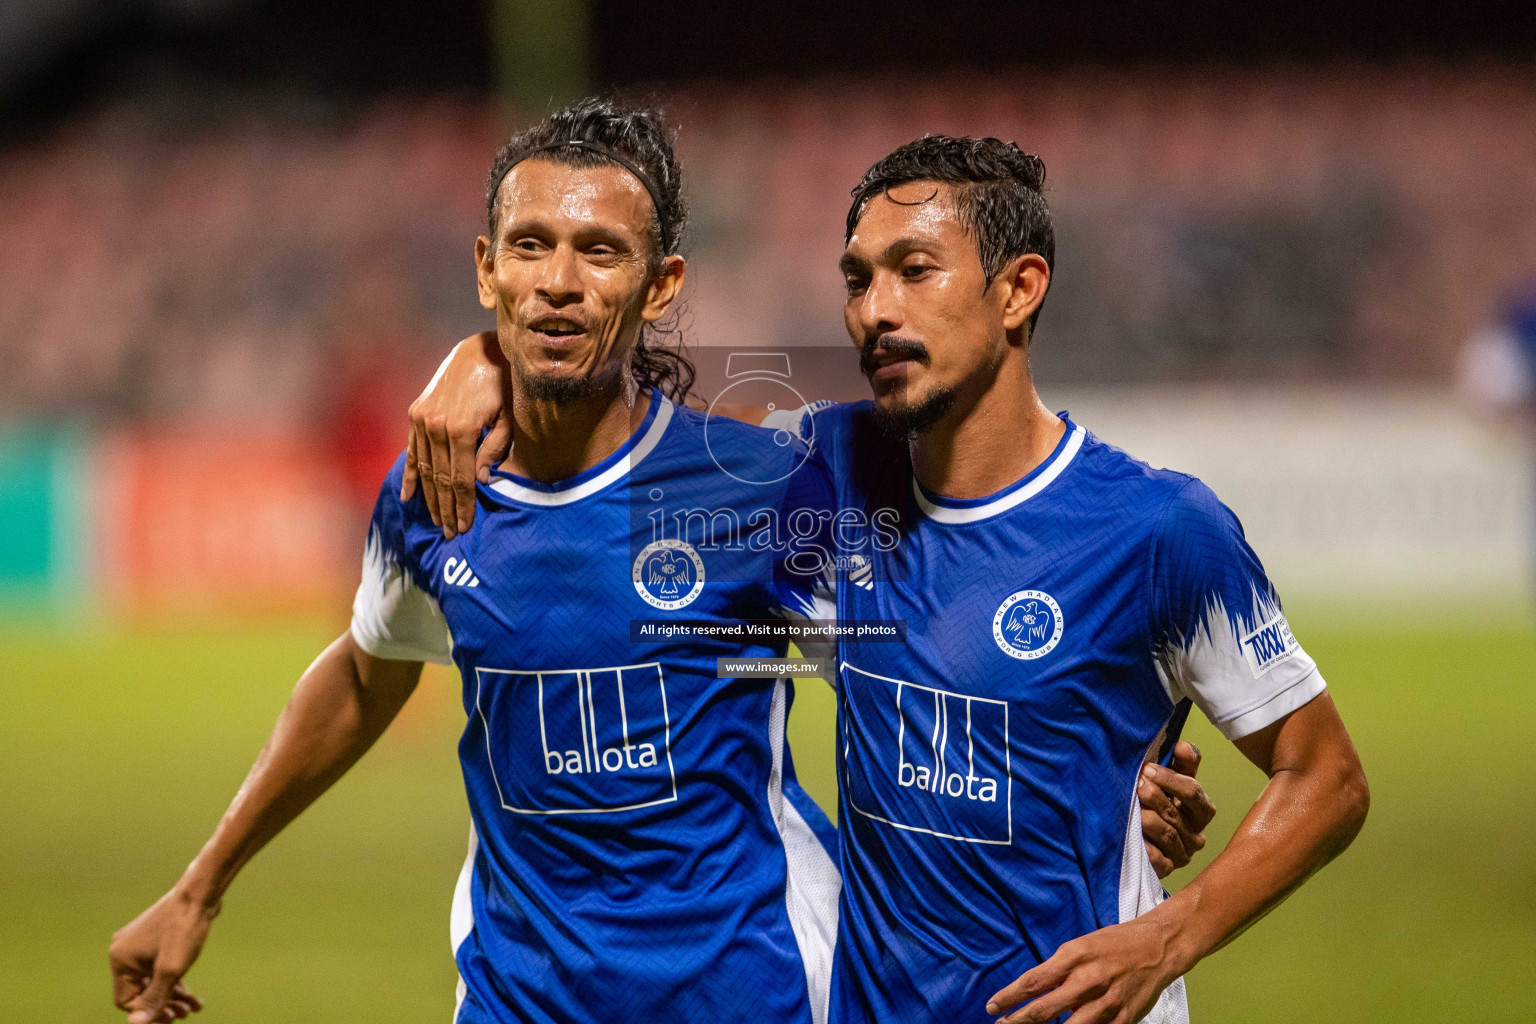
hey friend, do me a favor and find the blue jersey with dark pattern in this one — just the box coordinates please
[353,395,842,1024]
[796,401,1323,1024]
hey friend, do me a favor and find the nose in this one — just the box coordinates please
[536,244,583,307]
[856,269,902,340]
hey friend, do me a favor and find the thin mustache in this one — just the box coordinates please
[859,336,930,375]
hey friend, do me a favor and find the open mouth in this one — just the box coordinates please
[528,317,588,344]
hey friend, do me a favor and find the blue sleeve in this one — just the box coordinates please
[1149,479,1324,740]
[348,454,453,665]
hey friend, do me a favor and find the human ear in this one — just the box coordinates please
[641,254,687,323]
[999,253,1050,335]
[474,235,496,311]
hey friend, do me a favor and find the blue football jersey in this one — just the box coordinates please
[350,394,842,1024]
[772,401,1326,1024]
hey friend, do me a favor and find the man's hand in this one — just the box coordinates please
[1139,741,1216,878]
[110,888,216,1023]
[985,915,1183,1024]
[402,331,511,538]
[993,696,1367,1024]
[107,638,424,1024]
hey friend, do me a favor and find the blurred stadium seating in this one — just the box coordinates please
[2,67,1534,611]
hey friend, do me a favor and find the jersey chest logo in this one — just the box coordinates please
[632,540,706,610]
[992,590,1064,660]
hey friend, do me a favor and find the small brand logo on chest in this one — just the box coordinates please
[443,556,480,588]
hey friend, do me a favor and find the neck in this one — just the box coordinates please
[909,354,1064,501]
[502,378,651,483]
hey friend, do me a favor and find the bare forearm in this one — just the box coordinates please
[1153,697,1368,972]
[176,634,422,906]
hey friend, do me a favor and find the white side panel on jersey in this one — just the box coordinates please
[350,527,454,665]
[1156,584,1326,740]
[1118,792,1191,1024]
[766,679,841,1024]
[451,823,479,1023]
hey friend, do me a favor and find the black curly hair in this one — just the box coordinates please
[484,97,695,402]
[847,135,1055,331]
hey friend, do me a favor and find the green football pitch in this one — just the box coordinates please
[2,602,1531,1022]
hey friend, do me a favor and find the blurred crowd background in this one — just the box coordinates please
[2,3,1533,1023]
[1,0,1534,613]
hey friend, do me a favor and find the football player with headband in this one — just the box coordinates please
[109,98,844,1024]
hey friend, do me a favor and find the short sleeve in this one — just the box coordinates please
[349,461,453,665]
[1150,479,1325,740]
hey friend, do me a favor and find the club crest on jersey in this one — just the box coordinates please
[632,540,706,610]
[992,590,1064,660]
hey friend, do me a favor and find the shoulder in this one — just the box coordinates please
[667,400,812,458]
[661,401,818,493]
[807,398,875,436]
[372,449,440,540]
[1068,427,1203,527]
[799,399,888,465]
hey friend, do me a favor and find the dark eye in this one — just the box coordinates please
[512,237,544,254]
[844,273,869,296]
[901,262,933,280]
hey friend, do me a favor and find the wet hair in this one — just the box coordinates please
[484,97,694,401]
[846,134,1055,331]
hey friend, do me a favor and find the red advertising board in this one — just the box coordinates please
[94,429,360,614]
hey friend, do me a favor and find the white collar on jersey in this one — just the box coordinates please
[911,423,1086,524]
[486,395,674,507]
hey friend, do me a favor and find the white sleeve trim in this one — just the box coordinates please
[349,528,453,665]
[1213,667,1327,740]
[1156,585,1322,740]
[778,586,838,687]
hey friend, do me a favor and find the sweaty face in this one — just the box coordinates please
[840,183,1009,434]
[477,158,660,402]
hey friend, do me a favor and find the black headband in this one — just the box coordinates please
[492,139,672,252]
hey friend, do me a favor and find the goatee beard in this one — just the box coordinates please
[513,352,629,406]
[872,387,957,439]
[519,371,609,404]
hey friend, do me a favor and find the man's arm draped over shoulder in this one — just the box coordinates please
[398,336,1218,872]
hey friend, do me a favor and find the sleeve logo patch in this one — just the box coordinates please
[992,590,1064,661]
[1240,612,1300,677]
